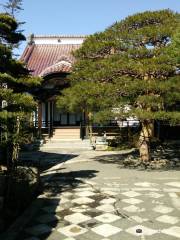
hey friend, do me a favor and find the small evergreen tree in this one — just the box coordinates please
[58,10,180,163]
[57,81,115,141]
[2,0,23,17]
[0,13,41,171]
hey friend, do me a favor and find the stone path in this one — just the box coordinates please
[14,150,180,240]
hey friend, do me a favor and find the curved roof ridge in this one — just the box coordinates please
[29,34,88,39]
[40,60,72,77]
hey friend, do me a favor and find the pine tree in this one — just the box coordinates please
[0,13,41,171]
[57,81,115,141]
[59,10,180,163]
[2,0,23,17]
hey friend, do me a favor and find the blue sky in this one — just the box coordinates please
[0,0,180,55]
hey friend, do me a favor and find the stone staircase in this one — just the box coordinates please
[41,127,92,150]
[40,139,92,150]
[51,127,81,141]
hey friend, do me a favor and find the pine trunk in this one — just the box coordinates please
[138,120,154,163]
[88,112,93,144]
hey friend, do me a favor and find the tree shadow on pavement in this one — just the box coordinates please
[7,160,99,240]
[19,151,79,172]
[93,145,180,171]
[93,150,138,165]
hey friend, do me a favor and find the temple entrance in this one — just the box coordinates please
[57,113,80,126]
[53,104,83,126]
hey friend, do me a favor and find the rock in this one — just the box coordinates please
[149,159,168,169]
[95,137,108,151]
[123,157,141,167]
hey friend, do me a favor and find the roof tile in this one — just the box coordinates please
[21,44,81,76]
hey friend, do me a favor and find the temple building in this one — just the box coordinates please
[21,35,179,142]
[21,35,87,140]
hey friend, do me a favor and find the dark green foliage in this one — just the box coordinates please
[57,81,115,116]
[2,0,23,17]
[57,10,180,161]
[67,9,180,125]
[0,13,41,170]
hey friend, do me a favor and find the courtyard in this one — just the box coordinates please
[3,149,180,240]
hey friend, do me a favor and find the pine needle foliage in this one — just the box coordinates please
[0,13,41,171]
[58,9,180,162]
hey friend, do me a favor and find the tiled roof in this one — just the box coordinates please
[40,60,72,77]
[21,43,81,76]
[30,34,87,39]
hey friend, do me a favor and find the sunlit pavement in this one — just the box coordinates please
[15,150,180,240]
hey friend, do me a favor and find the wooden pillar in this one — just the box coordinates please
[49,101,53,138]
[38,102,42,137]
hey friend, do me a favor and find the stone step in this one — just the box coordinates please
[53,128,80,132]
[44,141,90,145]
[40,140,92,150]
[53,133,80,136]
[50,139,81,142]
[53,131,80,134]
[51,136,80,140]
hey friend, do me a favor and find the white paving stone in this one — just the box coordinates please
[61,192,73,197]
[74,188,93,192]
[96,204,115,212]
[134,182,158,187]
[64,213,91,224]
[156,215,179,224]
[163,188,180,193]
[92,224,122,237]
[57,224,87,237]
[121,191,141,198]
[70,205,90,213]
[101,239,111,240]
[85,180,97,186]
[126,225,157,236]
[169,193,179,198]
[162,226,180,238]
[121,198,143,205]
[146,192,164,198]
[100,198,116,204]
[72,197,95,204]
[131,216,149,223]
[153,205,174,214]
[133,187,159,191]
[76,191,96,197]
[94,213,121,223]
[102,190,118,196]
[123,205,145,213]
[60,198,70,204]
[165,182,180,188]
[63,238,76,240]
[152,200,164,205]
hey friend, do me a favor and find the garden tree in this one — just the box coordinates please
[57,81,115,141]
[2,0,23,17]
[2,0,24,51]
[0,13,41,171]
[58,10,180,163]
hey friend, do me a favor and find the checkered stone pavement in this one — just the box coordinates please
[17,178,180,240]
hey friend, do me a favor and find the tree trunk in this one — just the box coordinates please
[7,117,20,172]
[88,112,93,144]
[138,120,154,164]
[12,117,20,169]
